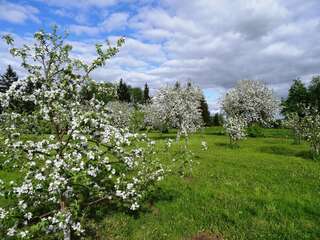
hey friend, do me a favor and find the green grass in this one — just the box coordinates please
[1,127,320,239]
[96,127,320,240]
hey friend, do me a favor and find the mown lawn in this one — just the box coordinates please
[1,127,320,239]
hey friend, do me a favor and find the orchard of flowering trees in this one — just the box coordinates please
[0,25,211,240]
[0,24,320,240]
[0,28,190,239]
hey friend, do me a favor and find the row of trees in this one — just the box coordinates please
[117,79,150,104]
[0,66,214,127]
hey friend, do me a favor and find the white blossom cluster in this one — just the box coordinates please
[0,29,167,239]
[144,83,203,138]
[222,80,279,126]
[286,107,320,158]
[221,80,279,145]
[223,115,247,144]
[284,112,304,144]
[106,101,134,129]
[301,108,320,157]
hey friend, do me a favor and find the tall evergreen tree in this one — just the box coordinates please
[282,79,309,117]
[143,83,150,103]
[199,95,210,126]
[309,75,320,111]
[130,87,143,104]
[117,79,131,102]
[174,81,180,89]
[211,113,224,126]
[0,65,18,93]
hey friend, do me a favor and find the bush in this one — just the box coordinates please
[247,124,265,138]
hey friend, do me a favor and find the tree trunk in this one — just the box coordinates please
[60,200,71,240]
[64,226,71,240]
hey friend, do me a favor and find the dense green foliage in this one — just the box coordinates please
[117,79,131,102]
[1,127,319,240]
[309,76,320,111]
[211,113,224,126]
[282,76,320,115]
[143,83,150,104]
[0,65,18,93]
[199,95,210,126]
[282,79,309,116]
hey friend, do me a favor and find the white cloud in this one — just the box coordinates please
[101,12,129,32]
[0,1,39,24]
[2,0,320,112]
[69,12,129,36]
[69,25,100,36]
[261,42,303,57]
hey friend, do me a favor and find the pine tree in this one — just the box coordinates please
[282,79,309,117]
[309,76,320,111]
[117,79,131,102]
[174,81,180,89]
[0,65,18,93]
[130,87,143,104]
[143,83,150,104]
[199,95,210,126]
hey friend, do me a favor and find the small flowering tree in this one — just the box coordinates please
[284,112,304,144]
[143,83,204,175]
[284,106,320,159]
[300,108,320,159]
[0,28,167,239]
[223,115,247,145]
[222,80,279,126]
[145,83,203,139]
[222,80,279,146]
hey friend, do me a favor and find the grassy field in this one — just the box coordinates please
[1,127,320,239]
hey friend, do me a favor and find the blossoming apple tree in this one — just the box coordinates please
[223,115,247,145]
[221,80,279,144]
[144,83,203,139]
[285,106,320,159]
[143,83,204,175]
[0,28,167,239]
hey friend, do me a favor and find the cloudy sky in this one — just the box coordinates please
[1,0,320,112]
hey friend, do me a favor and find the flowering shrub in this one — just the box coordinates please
[106,101,134,129]
[222,80,279,126]
[0,28,167,239]
[223,115,247,145]
[144,83,203,139]
[284,106,320,158]
[284,112,304,144]
[300,108,320,158]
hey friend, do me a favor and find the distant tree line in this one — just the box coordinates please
[116,79,150,104]
[0,65,215,126]
[282,76,320,116]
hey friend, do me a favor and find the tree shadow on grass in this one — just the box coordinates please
[83,186,180,237]
[142,186,180,209]
[259,146,313,160]
[202,131,226,136]
[149,134,177,141]
[85,186,179,220]
[214,142,241,150]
